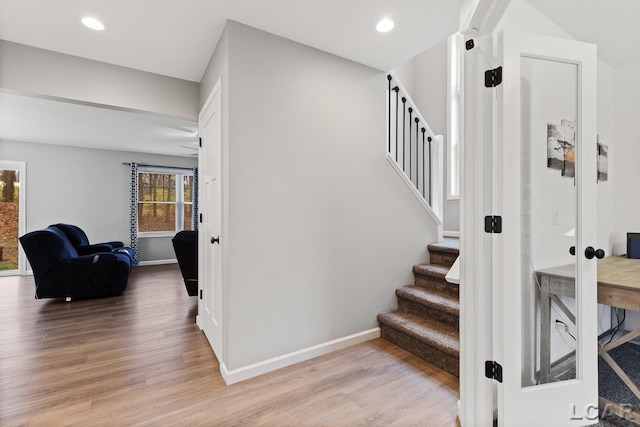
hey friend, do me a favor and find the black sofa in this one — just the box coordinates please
[19,226,132,300]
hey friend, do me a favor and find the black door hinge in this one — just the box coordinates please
[200,289,203,300]
[485,360,503,383]
[199,213,203,223]
[484,215,502,233]
[484,66,502,87]
[199,137,202,147]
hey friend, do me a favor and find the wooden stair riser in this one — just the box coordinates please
[428,251,458,269]
[414,275,459,298]
[396,298,459,330]
[381,325,459,377]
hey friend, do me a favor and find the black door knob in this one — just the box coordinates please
[211,236,220,244]
[584,247,605,259]
[570,246,576,256]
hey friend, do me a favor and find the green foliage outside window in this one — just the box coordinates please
[138,171,193,233]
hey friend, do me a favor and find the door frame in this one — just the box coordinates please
[0,160,27,276]
[196,78,227,368]
[458,1,511,424]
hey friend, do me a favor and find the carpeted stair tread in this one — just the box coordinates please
[427,238,460,254]
[413,263,450,278]
[396,285,459,316]
[377,310,459,358]
[427,245,460,256]
[378,238,460,375]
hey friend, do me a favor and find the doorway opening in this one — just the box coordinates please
[0,161,26,276]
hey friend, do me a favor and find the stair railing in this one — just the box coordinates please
[386,73,444,226]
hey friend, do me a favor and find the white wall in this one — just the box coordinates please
[612,59,640,330]
[0,40,199,120]
[391,40,459,232]
[0,140,196,262]
[611,60,640,255]
[200,21,440,372]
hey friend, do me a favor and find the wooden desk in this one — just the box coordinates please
[537,256,640,423]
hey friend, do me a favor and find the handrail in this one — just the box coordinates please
[386,73,443,223]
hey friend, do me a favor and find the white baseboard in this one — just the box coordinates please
[137,259,178,266]
[443,230,460,238]
[0,269,32,277]
[219,327,381,385]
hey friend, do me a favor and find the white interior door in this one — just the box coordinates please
[197,79,223,362]
[495,31,598,425]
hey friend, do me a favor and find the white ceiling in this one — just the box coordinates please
[0,91,199,157]
[527,0,640,69]
[1,0,636,157]
[0,0,460,82]
[0,0,459,156]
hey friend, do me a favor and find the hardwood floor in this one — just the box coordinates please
[0,265,459,426]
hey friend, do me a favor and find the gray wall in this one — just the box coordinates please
[199,27,228,112]
[200,21,440,371]
[0,40,199,120]
[0,140,196,263]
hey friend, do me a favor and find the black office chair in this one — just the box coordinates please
[172,231,198,296]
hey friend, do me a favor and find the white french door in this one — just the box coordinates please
[495,31,598,425]
[197,79,224,363]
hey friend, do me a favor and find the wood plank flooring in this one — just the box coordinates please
[0,265,459,426]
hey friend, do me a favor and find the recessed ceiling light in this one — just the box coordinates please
[81,16,105,31]
[376,18,394,33]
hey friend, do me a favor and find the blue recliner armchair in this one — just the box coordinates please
[19,226,131,300]
[50,223,134,262]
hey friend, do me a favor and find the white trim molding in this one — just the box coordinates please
[220,328,381,385]
[136,259,178,267]
[386,153,443,240]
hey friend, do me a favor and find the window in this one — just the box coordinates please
[447,32,461,200]
[137,167,193,236]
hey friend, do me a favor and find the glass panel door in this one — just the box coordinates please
[496,30,599,425]
[521,56,578,387]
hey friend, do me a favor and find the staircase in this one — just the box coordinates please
[377,238,460,376]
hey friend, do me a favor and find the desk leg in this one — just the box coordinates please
[540,275,551,384]
[600,397,640,424]
[599,329,640,403]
